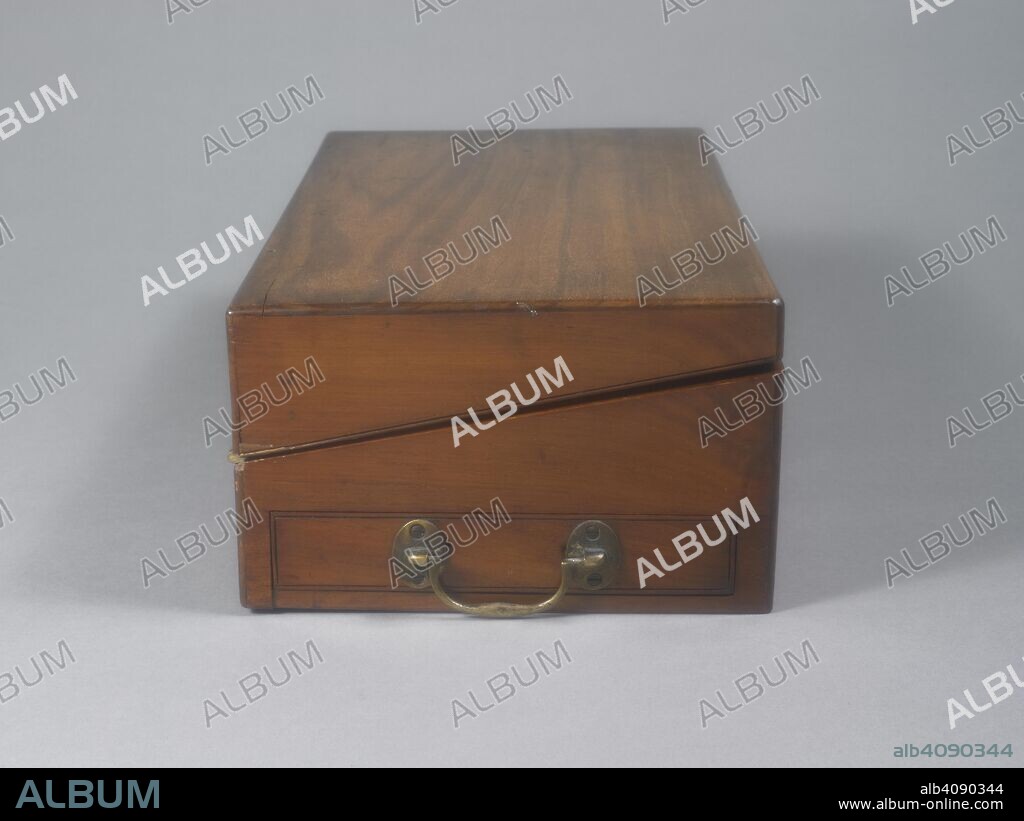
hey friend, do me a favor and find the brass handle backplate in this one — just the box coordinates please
[392,519,622,618]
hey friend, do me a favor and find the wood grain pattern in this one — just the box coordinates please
[228,128,784,614]
[228,304,781,452]
[229,129,779,314]
[272,515,735,593]
[235,370,782,613]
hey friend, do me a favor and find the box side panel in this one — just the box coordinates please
[236,370,781,613]
[228,303,780,452]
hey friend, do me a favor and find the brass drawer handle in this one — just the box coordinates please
[428,563,569,618]
[392,519,622,618]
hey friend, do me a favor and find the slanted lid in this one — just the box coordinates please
[228,129,782,455]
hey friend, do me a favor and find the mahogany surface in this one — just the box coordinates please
[227,129,784,614]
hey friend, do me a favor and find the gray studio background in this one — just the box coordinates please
[1,1,1021,768]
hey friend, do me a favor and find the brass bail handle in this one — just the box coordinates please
[392,519,622,618]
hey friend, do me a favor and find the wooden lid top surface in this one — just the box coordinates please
[230,129,779,315]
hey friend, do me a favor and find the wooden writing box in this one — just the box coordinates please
[227,129,783,616]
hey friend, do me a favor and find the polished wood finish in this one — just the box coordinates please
[231,129,778,314]
[228,129,784,614]
[227,129,781,453]
[228,307,780,452]
[273,516,736,593]
[236,370,781,613]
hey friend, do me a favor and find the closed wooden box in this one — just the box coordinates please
[226,129,783,616]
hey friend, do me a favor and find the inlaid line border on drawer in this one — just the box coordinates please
[269,511,737,597]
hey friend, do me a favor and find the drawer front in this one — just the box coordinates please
[272,514,736,594]
[235,369,782,613]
